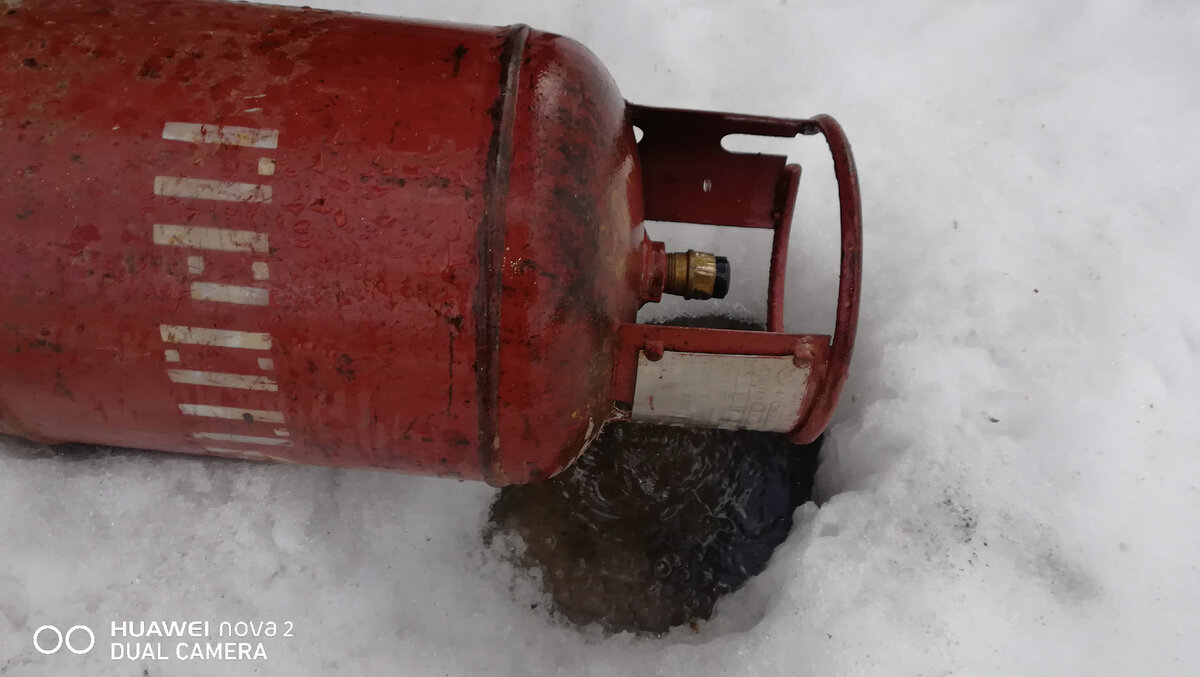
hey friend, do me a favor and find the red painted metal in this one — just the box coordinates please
[767,166,801,334]
[0,0,860,484]
[790,114,863,444]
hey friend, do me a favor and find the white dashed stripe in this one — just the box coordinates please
[193,432,291,446]
[154,176,272,203]
[162,122,279,149]
[204,448,292,463]
[191,282,269,306]
[154,224,270,253]
[167,370,277,391]
[159,325,272,350]
[178,404,285,423]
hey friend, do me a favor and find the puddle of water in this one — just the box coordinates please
[487,315,821,635]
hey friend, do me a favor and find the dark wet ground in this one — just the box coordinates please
[487,316,822,635]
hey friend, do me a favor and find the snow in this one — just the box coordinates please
[4,1,1200,675]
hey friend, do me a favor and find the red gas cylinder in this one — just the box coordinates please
[0,0,861,485]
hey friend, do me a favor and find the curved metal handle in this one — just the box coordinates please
[789,114,862,444]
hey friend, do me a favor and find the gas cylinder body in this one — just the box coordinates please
[0,0,862,485]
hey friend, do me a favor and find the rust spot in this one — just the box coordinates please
[14,209,33,220]
[336,353,355,380]
[448,43,468,77]
[32,338,62,353]
[54,370,73,399]
[446,330,455,412]
[22,57,39,69]
[242,413,255,423]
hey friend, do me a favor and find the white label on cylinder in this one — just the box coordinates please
[161,122,279,149]
[632,352,810,432]
[154,176,272,203]
[154,224,270,253]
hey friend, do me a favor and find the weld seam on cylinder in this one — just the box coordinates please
[475,24,530,486]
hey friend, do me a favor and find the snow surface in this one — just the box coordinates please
[4,1,1200,675]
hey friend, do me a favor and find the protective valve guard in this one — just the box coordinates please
[611,107,862,445]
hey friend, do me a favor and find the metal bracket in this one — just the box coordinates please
[618,106,862,444]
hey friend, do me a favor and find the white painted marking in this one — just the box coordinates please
[243,94,267,100]
[178,403,285,423]
[161,122,279,149]
[274,429,290,437]
[632,352,810,432]
[257,157,276,176]
[191,282,269,306]
[167,370,277,391]
[257,357,275,370]
[243,107,263,113]
[154,224,269,253]
[193,432,291,446]
[204,448,293,463]
[164,349,181,363]
[154,176,272,203]
[209,448,289,462]
[251,261,270,281]
[159,325,272,350]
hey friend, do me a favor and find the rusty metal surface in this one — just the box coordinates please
[0,0,652,483]
[492,32,645,484]
[1,0,506,476]
[0,0,859,483]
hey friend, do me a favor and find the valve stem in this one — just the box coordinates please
[663,250,731,300]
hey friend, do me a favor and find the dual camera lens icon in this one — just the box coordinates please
[33,625,95,655]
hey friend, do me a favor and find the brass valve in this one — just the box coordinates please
[663,250,731,300]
